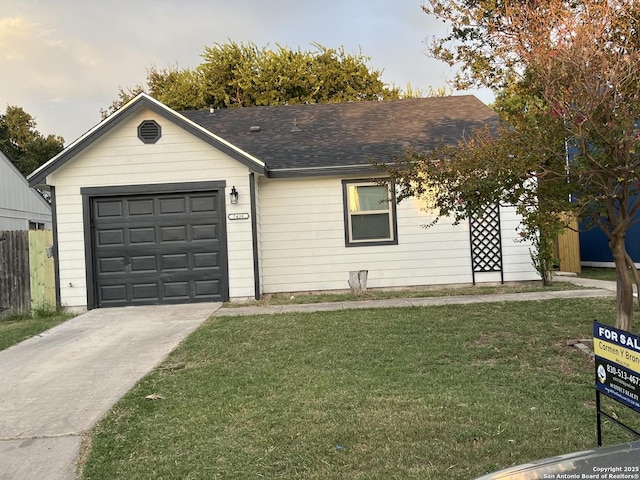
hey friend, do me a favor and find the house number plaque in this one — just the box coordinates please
[228,213,250,220]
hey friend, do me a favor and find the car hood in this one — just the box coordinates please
[474,440,640,479]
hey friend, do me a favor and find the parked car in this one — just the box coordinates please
[473,440,640,479]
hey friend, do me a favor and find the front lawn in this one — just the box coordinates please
[0,305,73,351]
[579,267,618,282]
[81,298,635,479]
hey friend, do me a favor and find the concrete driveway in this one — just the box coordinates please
[0,303,220,480]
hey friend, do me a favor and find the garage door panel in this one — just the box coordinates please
[159,197,186,214]
[194,252,218,268]
[164,282,190,298]
[96,200,123,218]
[195,280,220,296]
[91,190,228,307]
[128,199,154,216]
[132,283,159,300]
[130,255,157,272]
[100,285,127,303]
[162,253,189,270]
[161,226,187,242]
[192,224,218,240]
[129,227,156,244]
[99,257,126,273]
[97,229,125,246]
[191,196,216,212]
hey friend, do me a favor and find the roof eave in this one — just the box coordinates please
[1,151,52,209]
[28,94,267,188]
[266,163,386,179]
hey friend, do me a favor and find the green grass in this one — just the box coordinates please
[81,298,636,480]
[226,281,585,306]
[579,267,618,282]
[0,304,73,351]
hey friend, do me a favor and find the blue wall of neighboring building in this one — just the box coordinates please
[580,220,640,264]
[569,133,640,265]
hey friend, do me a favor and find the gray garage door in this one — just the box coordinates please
[91,191,227,307]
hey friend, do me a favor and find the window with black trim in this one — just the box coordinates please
[342,179,398,247]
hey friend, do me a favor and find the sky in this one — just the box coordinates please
[0,0,492,145]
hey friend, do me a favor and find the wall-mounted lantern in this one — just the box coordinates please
[230,186,239,204]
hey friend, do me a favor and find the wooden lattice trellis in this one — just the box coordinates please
[469,202,504,284]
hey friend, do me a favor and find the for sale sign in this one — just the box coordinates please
[594,321,640,413]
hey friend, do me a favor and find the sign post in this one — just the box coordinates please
[593,321,640,445]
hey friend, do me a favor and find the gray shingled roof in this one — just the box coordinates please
[181,95,498,178]
[28,94,499,187]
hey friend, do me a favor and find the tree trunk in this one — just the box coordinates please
[610,236,634,331]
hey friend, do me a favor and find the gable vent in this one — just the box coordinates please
[137,120,161,144]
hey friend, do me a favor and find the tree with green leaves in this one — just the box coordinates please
[385,88,569,284]
[0,106,64,177]
[102,42,401,117]
[386,0,640,331]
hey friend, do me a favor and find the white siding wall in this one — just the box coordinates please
[48,109,255,309]
[499,204,541,280]
[258,177,539,294]
[0,155,52,230]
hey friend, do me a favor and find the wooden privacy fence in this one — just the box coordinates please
[554,215,581,274]
[0,230,56,314]
[0,231,30,313]
[29,229,56,309]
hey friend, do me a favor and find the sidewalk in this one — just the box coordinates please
[214,276,617,317]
